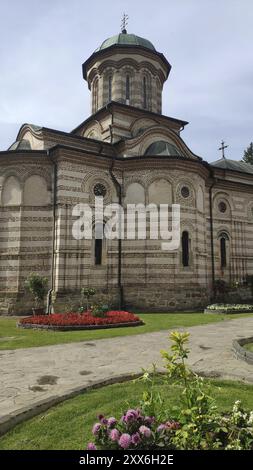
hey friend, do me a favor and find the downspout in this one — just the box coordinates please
[46,149,57,313]
[106,107,123,309]
[209,169,216,295]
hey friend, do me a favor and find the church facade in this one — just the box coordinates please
[1,29,253,314]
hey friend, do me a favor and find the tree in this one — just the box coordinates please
[242,142,253,165]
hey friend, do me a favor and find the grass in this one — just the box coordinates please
[0,377,253,450]
[0,313,251,350]
[244,343,253,352]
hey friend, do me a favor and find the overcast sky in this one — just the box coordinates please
[0,0,252,162]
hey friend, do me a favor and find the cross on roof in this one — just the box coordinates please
[121,13,129,33]
[219,140,228,159]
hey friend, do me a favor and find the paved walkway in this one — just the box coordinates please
[1,317,253,430]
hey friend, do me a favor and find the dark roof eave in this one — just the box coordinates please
[71,101,188,134]
[211,164,253,177]
[82,44,171,81]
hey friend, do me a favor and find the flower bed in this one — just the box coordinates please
[17,311,144,331]
[204,303,253,314]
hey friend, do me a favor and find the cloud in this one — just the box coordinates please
[0,0,252,162]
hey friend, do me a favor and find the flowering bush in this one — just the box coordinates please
[87,332,253,450]
[206,303,253,313]
[87,409,179,450]
[19,311,141,326]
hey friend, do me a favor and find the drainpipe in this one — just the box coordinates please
[46,149,57,313]
[209,170,216,295]
[106,109,123,309]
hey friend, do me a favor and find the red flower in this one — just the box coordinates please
[20,311,141,327]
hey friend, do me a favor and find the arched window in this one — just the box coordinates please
[108,76,112,102]
[126,75,130,104]
[219,232,229,268]
[143,76,147,109]
[94,222,104,266]
[182,231,189,267]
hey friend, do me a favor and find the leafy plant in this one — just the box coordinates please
[90,303,109,318]
[80,288,96,312]
[88,331,253,450]
[25,273,48,310]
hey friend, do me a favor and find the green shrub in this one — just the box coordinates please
[80,288,96,312]
[25,273,48,309]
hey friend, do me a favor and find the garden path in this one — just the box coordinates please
[1,316,253,432]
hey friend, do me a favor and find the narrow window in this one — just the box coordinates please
[94,222,104,265]
[143,76,147,109]
[126,75,130,103]
[93,79,98,113]
[220,237,227,268]
[108,76,112,102]
[182,231,189,267]
[95,239,103,265]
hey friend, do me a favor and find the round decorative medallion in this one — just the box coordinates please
[218,201,227,213]
[181,186,190,199]
[93,183,107,197]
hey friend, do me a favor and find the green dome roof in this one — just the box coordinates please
[95,32,156,52]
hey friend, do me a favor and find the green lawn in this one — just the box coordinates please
[0,377,253,450]
[0,313,251,350]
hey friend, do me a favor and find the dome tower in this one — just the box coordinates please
[82,27,171,115]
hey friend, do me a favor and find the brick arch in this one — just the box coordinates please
[174,177,196,207]
[135,126,198,159]
[213,191,233,217]
[23,169,52,191]
[23,174,51,206]
[1,174,22,206]
[123,180,146,205]
[81,173,115,206]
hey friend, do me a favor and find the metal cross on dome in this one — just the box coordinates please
[219,140,228,159]
[121,13,129,33]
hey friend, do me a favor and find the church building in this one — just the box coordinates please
[1,27,253,313]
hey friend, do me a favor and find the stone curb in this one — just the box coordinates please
[232,337,253,365]
[17,320,144,331]
[0,373,143,438]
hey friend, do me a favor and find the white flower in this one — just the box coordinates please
[248,411,253,426]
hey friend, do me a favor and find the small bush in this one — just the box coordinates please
[87,332,253,450]
[25,273,48,309]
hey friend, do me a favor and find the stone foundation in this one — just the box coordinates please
[2,285,252,316]
[123,286,210,312]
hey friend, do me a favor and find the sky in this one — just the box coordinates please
[0,0,252,162]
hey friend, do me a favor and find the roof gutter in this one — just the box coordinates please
[209,168,216,294]
[107,107,124,309]
[46,149,57,313]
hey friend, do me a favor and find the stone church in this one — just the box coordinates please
[1,28,253,314]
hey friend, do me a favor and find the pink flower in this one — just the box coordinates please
[108,417,117,428]
[119,433,132,449]
[110,428,121,442]
[131,432,141,445]
[139,425,152,438]
[124,409,139,423]
[87,442,97,450]
[157,424,167,433]
[92,423,101,435]
[101,418,108,425]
